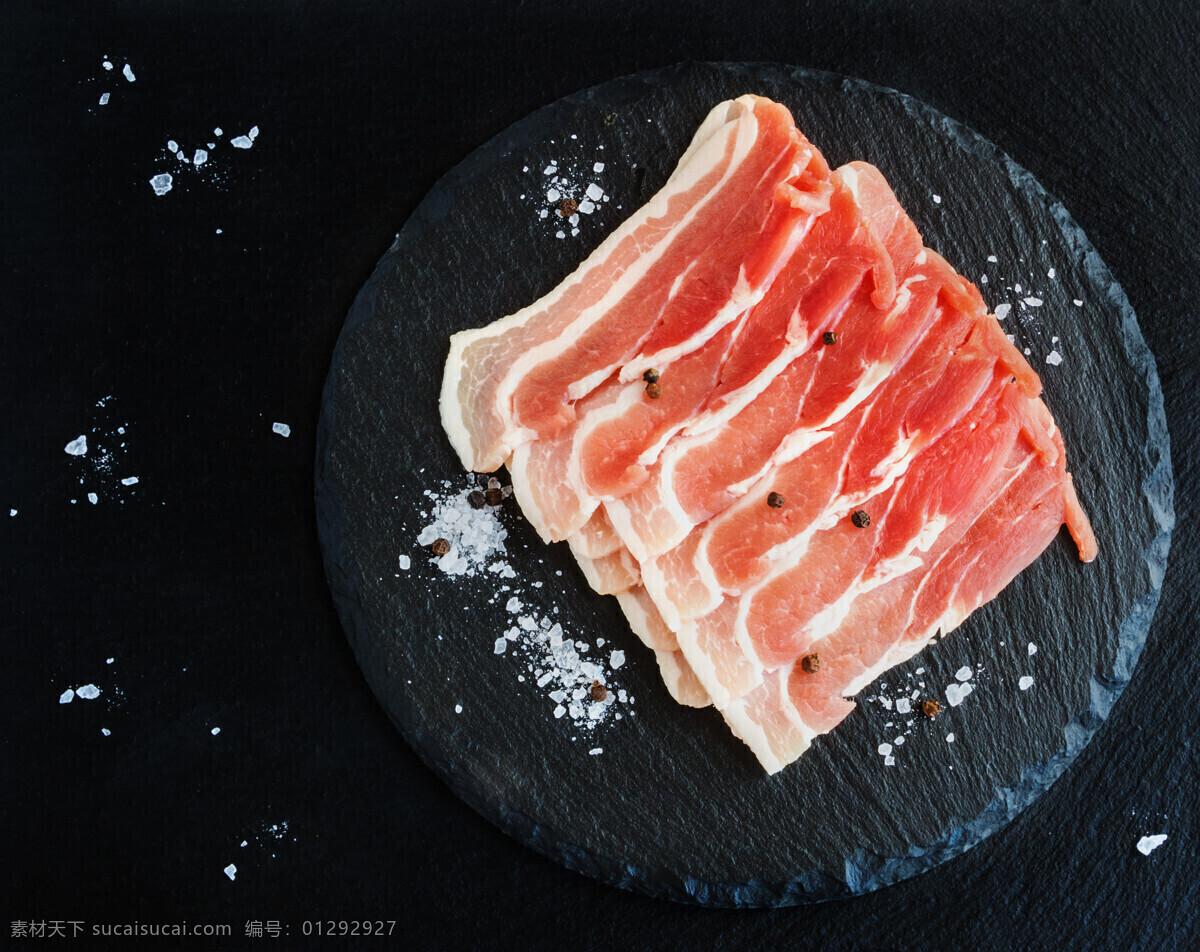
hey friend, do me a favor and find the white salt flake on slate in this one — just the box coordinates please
[193,149,208,167]
[223,864,237,881]
[946,682,974,707]
[99,92,110,105]
[578,199,595,214]
[932,194,942,203]
[593,162,605,172]
[65,435,88,456]
[543,164,556,175]
[589,747,603,755]
[546,188,561,203]
[106,657,114,664]
[1024,348,1032,355]
[585,183,604,201]
[1024,296,1043,307]
[955,665,973,682]
[553,704,566,718]
[398,555,410,570]
[59,689,75,704]
[555,230,565,239]
[610,649,626,669]
[122,63,136,82]
[103,60,113,70]
[877,743,892,756]
[1047,267,1056,279]
[1028,642,1038,655]
[150,173,173,196]
[1137,834,1167,856]
[101,728,111,736]
[231,133,255,149]
[9,509,16,516]
[1018,675,1035,691]
[76,684,101,699]
[493,637,507,654]
[946,732,955,743]
[168,140,179,153]
[120,476,139,486]
[994,303,1011,320]
[249,126,259,140]
[505,596,522,612]
[455,703,462,714]
[272,422,291,437]
[1046,350,1063,366]
[895,697,912,714]
[987,254,998,263]
[1014,283,1023,293]
[87,493,98,504]
[571,227,580,237]
[1073,298,1084,306]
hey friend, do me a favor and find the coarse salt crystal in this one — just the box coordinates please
[987,255,998,263]
[546,188,561,203]
[99,92,110,105]
[272,422,291,437]
[1028,642,1038,656]
[150,173,173,196]
[585,183,604,201]
[87,492,98,504]
[1046,351,1063,366]
[553,704,566,719]
[1048,268,1056,279]
[878,743,892,756]
[1018,675,1035,691]
[1073,299,1083,307]
[120,476,139,486]
[223,864,237,881]
[932,194,942,203]
[1024,296,1043,307]
[455,703,463,714]
[610,649,625,669]
[946,732,955,743]
[493,637,507,654]
[65,435,88,456]
[231,134,254,149]
[103,60,113,70]
[59,689,74,704]
[101,728,111,736]
[543,164,556,175]
[589,747,603,755]
[895,697,912,714]
[193,149,208,167]
[211,727,221,735]
[555,230,565,239]
[946,682,974,707]
[398,555,410,570]
[578,200,595,215]
[593,162,605,173]
[76,684,100,699]
[8,509,15,516]
[1137,834,1167,856]
[955,666,973,682]
[122,63,135,82]
[994,303,1011,320]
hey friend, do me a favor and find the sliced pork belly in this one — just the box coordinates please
[654,650,712,708]
[567,507,624,558]
[442,95,833,472]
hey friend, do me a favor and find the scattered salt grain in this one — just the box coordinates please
[211,727,221,735]
[455,703,463,714]
[76,684,101,700]
[9,509,15,516]
[493,637,507,654]
[103,60,113,70]
[120,476,139,486]
[150,173,173,196]
[1073,299,1083,307]
[945,682,974,707]
[99,92,110,105]
[994,303,1011,320]
[101,728,111,736]
[231,133,255,149]
[987,255,998,263]
[946,733,955,743]
[555,230,565,239]
[65,435,88,456]
[272,422,291,437]
[1014,284,1023,293]
[585,183,604,201]
[214,127,223,137]
[1028,642,1038,656]
[223,864,237,881]
[59,689,75,704]
[610,649,625,669]
[543,164,556,175]
[87,493,98,504]
[593,162,605,172]
[122,63,136,83]
[1018,675,1035,691]
[1047,268,1056,279]
[932,194,942,204]
[398,555,411,571]
[106,657,114,664]
[505,596,522,612]
[955,666,973,682]
[578,199,595,214]
[546,188,561,203]
[877,743,892,756]
[1046,350,1063,366]
[553,704,566,718]
[1023,296,1043,307]
[895,697,912,714]
[1137,834,1167,856]
[193,149,208,167]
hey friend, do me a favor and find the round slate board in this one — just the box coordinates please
[314,62,1172,905]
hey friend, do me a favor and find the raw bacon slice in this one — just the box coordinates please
[441,95,833,472]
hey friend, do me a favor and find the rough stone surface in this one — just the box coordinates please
[315,63,1171,905]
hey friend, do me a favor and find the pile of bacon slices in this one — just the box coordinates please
[440,95,1096,773]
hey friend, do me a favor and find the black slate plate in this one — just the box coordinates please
[314,62,1172,906]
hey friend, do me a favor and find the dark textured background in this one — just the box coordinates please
[3,1,1197,948]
